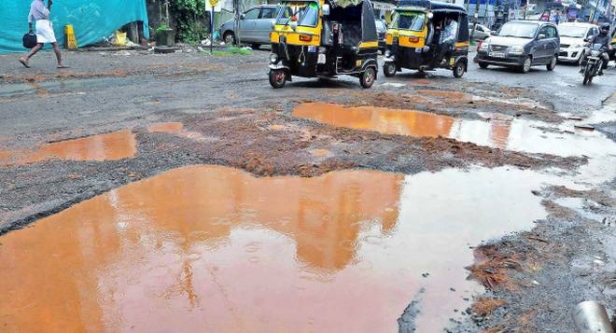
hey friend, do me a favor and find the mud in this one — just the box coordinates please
[0,108,585,233]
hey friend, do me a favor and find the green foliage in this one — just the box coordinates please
[171,0,209,43]
[155,23,170,33]
[206,46,253,56]
[173,0,206,15]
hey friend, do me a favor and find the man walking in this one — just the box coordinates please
[19,0,69,68]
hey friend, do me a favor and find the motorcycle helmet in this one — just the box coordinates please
[600,23,610,32]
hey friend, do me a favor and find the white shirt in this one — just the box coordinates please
[440,20,458,43]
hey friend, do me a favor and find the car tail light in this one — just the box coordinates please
[408,37,419,43]
[299,34,312,42]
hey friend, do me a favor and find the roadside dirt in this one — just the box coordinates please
[449,181,616,333]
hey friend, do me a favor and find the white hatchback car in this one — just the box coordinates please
[557,22,599,64]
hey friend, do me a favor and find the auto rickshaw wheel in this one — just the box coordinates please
[383,62,396,77]
[478,62,489,69]
[269,69,286,89]
[453,61,466,78]
[360,67,376,89]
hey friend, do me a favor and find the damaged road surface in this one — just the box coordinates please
[1,50,616,332]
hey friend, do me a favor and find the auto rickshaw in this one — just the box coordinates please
[268,0,379,88]
[382,0,469,78]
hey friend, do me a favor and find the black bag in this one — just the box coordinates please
[23,32,37,49]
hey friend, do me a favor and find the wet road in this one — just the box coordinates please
[1,50,615,138]
[1,49,616,333]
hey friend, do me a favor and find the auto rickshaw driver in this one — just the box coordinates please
[435,16,458,65]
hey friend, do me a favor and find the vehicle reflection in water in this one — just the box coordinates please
[0,165,407,332]
[293,102,512,150]
[293,102,616,158]
[148,122,207,141]
[0,164,558,332]
[0,129,136,165]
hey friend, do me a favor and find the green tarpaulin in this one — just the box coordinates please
[0,0,149,53]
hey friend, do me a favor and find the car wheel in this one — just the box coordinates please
[360,67,376,88]
[223,32,236,45]
[383,62,396,77]
[269,69,286,89]
[546,55,557,71]
[478,61,489,69]
[519,56,532,73]
[453,60,466,78]
[251,43,261,50]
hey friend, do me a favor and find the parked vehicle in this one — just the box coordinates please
[268,0,379,88]
[218,5,278,49]
[382,0,470,78]
[469,23,491,40]
[557,22,598,64]
[475,20,560,73]
[375,19,387,53]
[582,43,606,85]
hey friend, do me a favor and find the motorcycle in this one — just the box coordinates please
[582,43,606,85]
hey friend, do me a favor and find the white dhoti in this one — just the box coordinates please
[35,19,57,44]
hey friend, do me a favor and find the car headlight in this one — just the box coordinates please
[570,43,583,49]
[478,42,489,51]
[270,53,278,63]
[509,45,524,54]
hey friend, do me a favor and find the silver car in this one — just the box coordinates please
[469,24,491,41]
[219,5,278,49]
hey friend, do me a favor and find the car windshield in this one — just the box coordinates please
[392,11,425,31]
[497,22,539,38]
[558,25,587,38]
[276,2,319,27]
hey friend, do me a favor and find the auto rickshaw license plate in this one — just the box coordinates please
[489,52,505,58]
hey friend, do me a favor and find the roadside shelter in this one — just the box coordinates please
[0,0,149,53]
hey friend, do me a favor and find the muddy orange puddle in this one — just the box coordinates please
[148,122,207,141]
[0,165,553,332]
[0,130,136,165]
[293,102,512,149]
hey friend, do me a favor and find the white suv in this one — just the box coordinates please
[557,22,599,64]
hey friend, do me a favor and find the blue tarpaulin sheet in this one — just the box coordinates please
[0,0,149,53]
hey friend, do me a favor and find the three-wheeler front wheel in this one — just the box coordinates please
[269,69,286,89]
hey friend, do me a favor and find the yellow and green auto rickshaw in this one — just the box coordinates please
[268,0,379,88]
[382,0,470,78]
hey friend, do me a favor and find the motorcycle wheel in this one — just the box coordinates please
[583,65,591,85]
[546,56,557,71]
[269,69,286,89]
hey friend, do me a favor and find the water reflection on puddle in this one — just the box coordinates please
[0,165,561,332]
[293,102,616,157]
[148,122,207,141]
[0,130,136,165]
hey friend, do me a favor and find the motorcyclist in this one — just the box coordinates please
[580,23,611,75]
